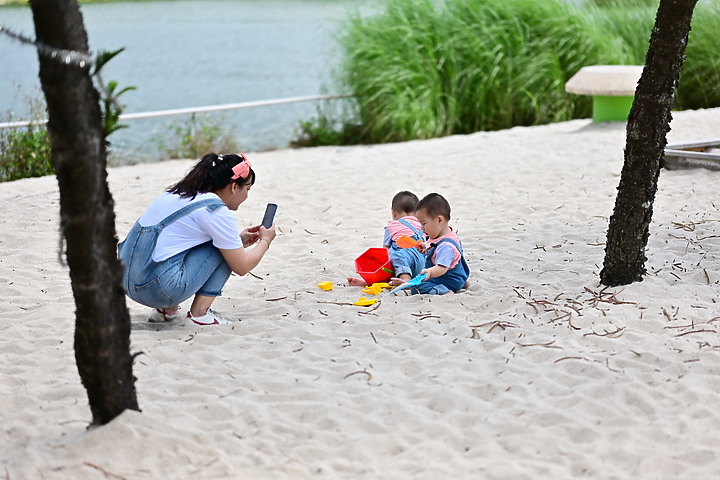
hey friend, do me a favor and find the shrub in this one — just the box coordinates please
[154,114,239,160]
[297,0,720,147]
[0,98,53,183]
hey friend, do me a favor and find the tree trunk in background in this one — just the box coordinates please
[600,0,698,287]
[29,0,139,425]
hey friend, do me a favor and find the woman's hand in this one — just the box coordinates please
[240,225,261,248]
[259,224,277,246]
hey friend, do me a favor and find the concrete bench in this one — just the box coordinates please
[565,65,644,122]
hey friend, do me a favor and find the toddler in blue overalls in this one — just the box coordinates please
[348,190,425,287]
[411,193,470,295]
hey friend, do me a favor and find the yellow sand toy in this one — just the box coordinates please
[362,282,393,295]
[317,281,333,291]
[353,297,377,306]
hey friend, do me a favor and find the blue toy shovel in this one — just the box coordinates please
[388,273,428,294]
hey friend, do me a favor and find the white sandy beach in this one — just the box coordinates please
[2,108,720,479]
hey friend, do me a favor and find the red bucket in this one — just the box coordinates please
[355,247,393,285]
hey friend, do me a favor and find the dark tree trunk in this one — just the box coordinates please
[29,0,139,425]
[600,0,698,287]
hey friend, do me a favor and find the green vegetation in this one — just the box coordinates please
[0,98,52,182]
[153,114,239,160]
[95,48,137,139]
[0,49,134,182]
[296,0,720,146]
[291,103,365,148]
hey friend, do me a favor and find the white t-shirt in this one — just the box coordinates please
[139,192,243,262]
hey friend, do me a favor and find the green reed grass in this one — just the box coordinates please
[337,0,630,143]
[306,0,720,146]
[676,1,720,109]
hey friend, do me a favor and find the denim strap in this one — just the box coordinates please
[397,218,422,238]
[432,237,463,253]
[156,197,225,229]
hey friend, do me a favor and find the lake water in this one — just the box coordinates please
[0,0,376,163]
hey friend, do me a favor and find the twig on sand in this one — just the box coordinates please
[583,326,625,338]
[515,340,561,349]
[219,388,245,399]
[672,220,697,232]
[549,311,571,324]
[265,296,287,302]
[359,301,381,314]
[370,332,378,344]
[248,272,263,280]
[554,356,586,363]
[526,302,539,314]
[605,358,623,373]
[584,287,635,307]
[674,329,717,337]
[344,370,372,381]
[83,463,127,480]
[317,300,355,306]
[470,320,519,334]
[183,334,195,343]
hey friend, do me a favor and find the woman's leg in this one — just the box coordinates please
[189,295,216,317]
[158,242,231,308]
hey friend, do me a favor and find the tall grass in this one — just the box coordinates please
[676,0,720,108]
[588,0,720,110]
[337,0,629,143]
[303,0,720,146]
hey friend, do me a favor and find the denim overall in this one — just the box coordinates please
[118,198,232,309]
[412,237,470,295]
[389,218,425,278]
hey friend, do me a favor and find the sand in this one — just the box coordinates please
[2,108,720,479]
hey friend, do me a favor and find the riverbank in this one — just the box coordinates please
[2,108,720,478]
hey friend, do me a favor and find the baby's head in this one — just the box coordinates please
[415,193,451,238]
[391,191,419,220]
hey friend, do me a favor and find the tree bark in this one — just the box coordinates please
[600,0,698,287]
[29,0,139,425]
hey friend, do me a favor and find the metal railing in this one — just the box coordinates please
[0,93,353,129]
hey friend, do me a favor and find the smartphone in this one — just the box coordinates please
[261,203,278,228]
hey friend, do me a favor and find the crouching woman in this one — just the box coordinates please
[118,152,275,325]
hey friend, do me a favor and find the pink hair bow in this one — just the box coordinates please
[231,153,251,180]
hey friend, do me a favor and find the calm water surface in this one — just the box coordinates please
[0,0,375,162]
